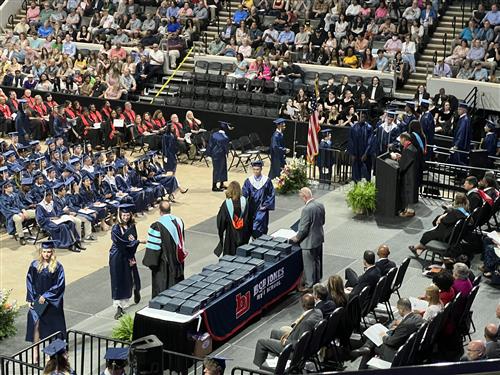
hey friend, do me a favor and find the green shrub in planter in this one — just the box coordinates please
[111,314,133,342]
[346,181,377,214]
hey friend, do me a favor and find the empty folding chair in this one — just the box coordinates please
[194,86,209,99]
[277,81,292,95]
[236,91,252,104]
[208,74,224,87]
[265,94,280,108]
[222,89,236,103]
[251,106,266,117]
[207,101,221,111]
[194,72,209,86]
[263,80,276,93]
[265,108,279,118]
[166,96,180,106]
[179,97,193,108]
[194,60,209,73]
[207,61,222,75]
[248,79,264,92]
[251,92,266,106]
[180,84,194,98]
[236,104,250,115]
[193,99,207,109]
[222,103,235,113]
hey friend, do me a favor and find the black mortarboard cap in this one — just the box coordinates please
[273,118,286,125]
[21,177,33,185]
[8,132,18,137]
[458,101,468,109]
[118,203,135,213]
[3,150,15,158]
[251,160,264,167]
[104,347,129,366]
[42,339,66,356]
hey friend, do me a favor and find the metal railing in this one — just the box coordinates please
[295,145,351,188]
[0,356,43,375]
[162,349,204,375]
[231,367,272,375]
[12,331,65,373]
[442,32,448,59]
[463,86,478,115]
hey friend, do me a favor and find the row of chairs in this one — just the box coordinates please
[261,257,412,374]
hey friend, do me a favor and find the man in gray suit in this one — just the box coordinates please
[484,324,500,359]
[253,294,322,368]
[352,298,424,369]
[290,187,326,291]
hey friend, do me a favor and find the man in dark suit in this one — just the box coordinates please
[345,250,381,298]
[464,176,483,212]
[351,77,367,101]
[485,324,500,359]
[313,283,336,317]
[352,298,424,369]
[253,294,323,368]
[375,245,396,276]
[290,188,326,291]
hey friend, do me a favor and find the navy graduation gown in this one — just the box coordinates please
[35,203,78,249]
[109,224,141,300]
[206,131,229,183]
[399,114,416,133]
[373,123,399,156]
[316,139,335,183]
[348,121,373,182]
[450,114,471,165]
[161,132,178,172]
[0,192,23,234]
[116,174,147,212]
[420,111,435,159]
[483,132,497,156]
[150,162,180,194]
[25,261,66,342]
[269,131,286,179]
[242,175,275,238]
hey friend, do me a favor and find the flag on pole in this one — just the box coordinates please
[307,96,320,163]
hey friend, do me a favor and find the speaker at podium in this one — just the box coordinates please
[376,152,402,217]
[130,335,164,375]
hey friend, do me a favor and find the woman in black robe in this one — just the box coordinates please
[109,204,146,320]
[214,181,251,256]
[409,193,469,257]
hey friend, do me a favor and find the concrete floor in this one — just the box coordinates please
[1,179,499,373]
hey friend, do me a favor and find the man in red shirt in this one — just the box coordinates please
[109,42,127,60]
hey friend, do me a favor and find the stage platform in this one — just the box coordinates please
[1,185,498,372]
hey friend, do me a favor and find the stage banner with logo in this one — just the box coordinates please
[202,248,303,341]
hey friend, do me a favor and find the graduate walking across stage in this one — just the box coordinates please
[143,201,187,298]
[215,181,251,256]
[348,110,374,183]
[109,204,146,320]
[242,160,275,238]
[269,118,288,180]
[206,121,232,192]
[26,241,66,361]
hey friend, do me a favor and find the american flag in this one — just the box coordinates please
[307,96,320,164]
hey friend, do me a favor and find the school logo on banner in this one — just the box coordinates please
[235,291,251,318]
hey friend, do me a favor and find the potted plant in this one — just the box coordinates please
[111,314,134,342]
[346,181,377,215]
[0,289,19,341]
[275,157,309,194]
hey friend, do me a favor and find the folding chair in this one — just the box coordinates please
[190,133,210,167]
[239,135,260,161]
[194,60,209,73]
[248,132,270,160]
[363,276,387,325]
[391,257,410,299]
[260,344,293,374]
[228,139,252,172]
[378,267,398,320]
[303,319,328,372]
[287,331,312,373]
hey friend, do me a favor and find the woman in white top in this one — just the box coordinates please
[419,284,443,321]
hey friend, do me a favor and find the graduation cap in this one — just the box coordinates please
[273,118,286,126]
[10,164,23,173]
[218,121,233,131]
[3,150,15,158]
[34,171,45,180]
[386,111,396,118]
[206,356,227,372]
[52,181,65,192]
[62,164,75,173]
[8,132,18,138]
[118,203,135,213]
[420,99,430,107]
[45,138,54,145]
[81,173,92,181]
[0,166,8,173]
[21,177,33,186]
[357,108,369,114]
[146,150,158,158]
[104,347,129,369]
[251,160,264,168]
[65,177,75,187]
[45,165,55,173]
[0,179,13,189]
[104,164,115,171]
[24,159,36,166]
[485,119,496,130]
[320,129,332,136]
[60,147,69,155]
[115,160,126,169]
[42,338,66,357]
[69,157,80,165]
[405,100,415,108]
[133,156,145,164]
[458,101,468,109]
[17,144,30,152]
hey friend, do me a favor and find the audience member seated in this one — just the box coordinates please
[484,324,500,358]
[351,298,424,369]
[461,340,486,361]
[345,250,381,298]
[313,283,336,316]
[464,175,483,212]
[327,275,348,308]
[416,284,443,321]
[452,262,473,297]
[252,293,322,368]
[375,244,396,275]
[408,193,469,257]
[432,270,456,305]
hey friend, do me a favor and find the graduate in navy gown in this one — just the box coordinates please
[482,120,497,160]
[450,101,471,165]
[144,151,188,200]
[269,118,288,180]
[215,181,251,256]
[242,160,275,238]
[348,110,374,182]
[115,161,148,213]
[399,101,417,134]
[26,241,67,344]
[161,124,178,173]
[316,130,335,184]
[419,99,435,160]
[42,339,75,375]
[109,204,145,320]
[35,190,84,252]
[373,111,400,157]
[206,121,231,191]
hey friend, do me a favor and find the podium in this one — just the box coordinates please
[376,152,401,217]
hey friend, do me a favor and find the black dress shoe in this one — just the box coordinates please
[68,245,81,253]
[75,241,86,250]
[114,306,124,320]
[212,187,223,192]
[19,237,27,246]
[134,289,141,304]
[350,347,371,360]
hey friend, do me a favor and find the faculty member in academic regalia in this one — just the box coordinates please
[348,110,373,182]
[269,118,288,180]
[143,201,186,298]
[419,99,435,160]
[450,101,471,165]
[109,204,145,320]
[35,190,84,252]
[391,132,419,218]
[206,121,231,192]
[26,241,67,347]
[215,181,250,256]
[242,160,276,238]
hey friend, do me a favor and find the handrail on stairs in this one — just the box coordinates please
[226,0,232,17]
[442,33,448,59]
[149,46,194,103]
[460,0,465,31]
[451,16,456,38]
[203,31,208,54]
[8,14,14,28]
[463,86,478,114]
[216,15,220,36]
[21,0,27,11]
